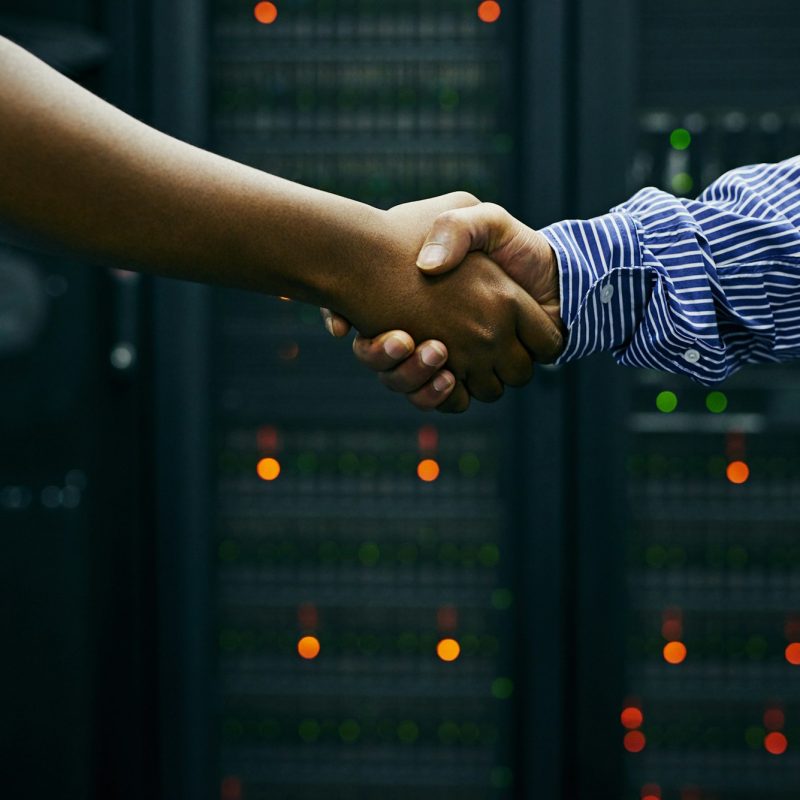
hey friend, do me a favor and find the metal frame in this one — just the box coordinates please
[150,2,214,799]
[512,1,574,797]
[571,1,637,797]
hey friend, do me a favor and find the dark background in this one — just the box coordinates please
[1,2,800,799]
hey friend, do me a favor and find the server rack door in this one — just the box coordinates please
[576,2,800,799]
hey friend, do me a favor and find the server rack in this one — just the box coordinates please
[152,2,576,799]
[576,2,800,799]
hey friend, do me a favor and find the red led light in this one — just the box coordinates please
[256,425,279,452]
[477,1,502,23]
[417,424,439,453]
[624,731,646,753]
[254,1,278,24]
[221,776,242,800]
[297,603,318,630]
[765,731,788,755]
[786,642,800,665]
[764,708,785,731]
[621,707,643,729]
[437,605,458,632]
[641,785,661,800]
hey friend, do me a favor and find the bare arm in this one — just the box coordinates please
[0,36,562,406]
[0,35,385,305]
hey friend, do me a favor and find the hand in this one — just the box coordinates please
[321,194,564,412]
[321,201,563,411]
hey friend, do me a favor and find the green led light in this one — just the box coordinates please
[491,588,513,610]
[397,720,419,743]
[491,677,514,700]
[656,390,678,413]
[298,719,321,743]
[672,172,694,195]
[706,390,728,413]
[670,127,692,150]
[645,543,667,567]
[358,541,380,566]
[438,721,460,744]
[491,766,514,789]
[459,452,481,477]
[478,543,500,567]
[745,725,765,749]
[338,719,360,743]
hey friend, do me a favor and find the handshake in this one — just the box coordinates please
[318,193,564,413]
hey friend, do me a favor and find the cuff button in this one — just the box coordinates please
[600,284,615,303]
[683,348,701,364]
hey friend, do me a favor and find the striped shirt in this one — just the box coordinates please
[540,156,800,384]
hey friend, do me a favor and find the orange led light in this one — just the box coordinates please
[254,1,278,24]
[436,638,461,662]
[477,1,502,23]
[621,706,643,729]
[726,460,750,484]
[765,731,788,755]
[786,642,800,665]
[417,458,440,482]
[257,457,281,481]
[297,635,320,660]
[623,730,646,753]
[663,641,687,665]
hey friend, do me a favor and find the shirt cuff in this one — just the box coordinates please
[540,211,650,365]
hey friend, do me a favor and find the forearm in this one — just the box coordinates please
[542,156,800,383]
[0,36,382,305]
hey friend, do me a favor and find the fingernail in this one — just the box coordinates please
[324,316,335,336]
[385,335,412,359]
[417,244,448,270]
[421,343,446,367]
[433,373,454,393]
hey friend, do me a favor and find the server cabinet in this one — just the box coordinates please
[152,2,574,799]
[576,2,800,799]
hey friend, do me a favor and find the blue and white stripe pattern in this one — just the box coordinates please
[540,156,800,384]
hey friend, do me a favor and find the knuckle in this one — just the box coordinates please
[450,190,480,208]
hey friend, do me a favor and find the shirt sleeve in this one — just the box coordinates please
[539,156,800,384]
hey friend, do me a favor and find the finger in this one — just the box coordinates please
[514,290,565,364]
[465,371,505,404]
[494,341,535,388]
[404,370,457,411]
[436,381,471,414]
[378,340,448,394]
[352,331,415,372]
[416,203,518,275]
[320,307,352,338]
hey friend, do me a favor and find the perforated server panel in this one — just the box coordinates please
[617,3,800,798]
[209,3,520,798]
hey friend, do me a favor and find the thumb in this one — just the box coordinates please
[416,203,520,275]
